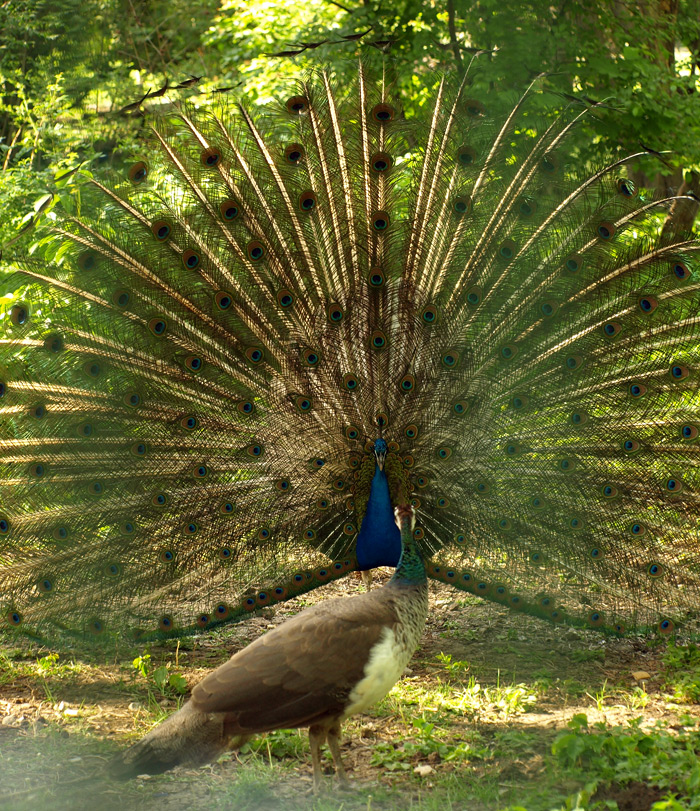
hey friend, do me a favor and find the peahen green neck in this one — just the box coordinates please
[391,506,425,585]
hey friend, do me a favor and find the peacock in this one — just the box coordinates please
[110,503,427,789]
[1,58,699,650]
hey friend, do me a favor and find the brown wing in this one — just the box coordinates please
[191,588,397,732]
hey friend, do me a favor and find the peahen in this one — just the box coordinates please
[1,59,699,647]
[110,502,427,789]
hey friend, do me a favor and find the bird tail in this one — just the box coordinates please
[109,701,246,778]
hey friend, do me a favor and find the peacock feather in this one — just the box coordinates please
[1,59,699,645]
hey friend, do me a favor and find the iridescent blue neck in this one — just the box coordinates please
[355,463,401,570]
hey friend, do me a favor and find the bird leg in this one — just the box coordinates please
[325,721,350,788]
[308,723,328,792]
[309,721,349,792]
[361,569,373,590]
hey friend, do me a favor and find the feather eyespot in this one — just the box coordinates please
[511,395,529,409]
[310,458,325,469]
[28,462,46,478]
[437,497,450,509]
[370,330,387,350]
[327,303,344,323]
[83,359,103,378]
[421,304,438,324]
[453,196,472,216]
[597,221,616,240]
[622,439,640,453]
[124,391,142,408]
[368,268,385,287]
[148,317,167,337]
[77,251,97,271]
[664,476,683,494]
[670,364,689,381]
[376,412,389,428]
[370,152,392,173]
[602,484,618,499]
[371,103,395,122]
[298,191,317,212]
[603,321,621,337]
[277,289,294,308]
[30,404,46,419]
[404,424,419,440]
[237,400,254,415]
[215,290,233,310]
[245,346,264,364]
[219,199,239,221]
[201,147,222,167]
[345,425,360,440]
[7,610,22,626]
[276,479,290,491]
[441,350,460,368]
[647,562,664,578]
[302,348,321,367]
[461,288,480,309]
[587,611,605,628]
[672,261,691,280]
[182,249,200,269]
[505,442,522,457]
[343,522,356,535]
[516,197,537,217]
[88,481,104,496]
[246,444,263,458]
[563,254,583,274]
[184,355,203,372]
[53,525,70,540]
[152,492,168,507]
[128,161,148,183]
[257,527,271,540]
[565,354,583,371]
[540,300,559,318]
[182,521,198,535]
[286,95,308,114]
[540,152,559,173]
[180,415,198,430]
[38,578,53,593]
[196,614,210,628]
[256,591,270,606]
[436,446,452,460]
[246,241,264,261]
[681,424,699,441]
[220,501,234,514]
[316,498,329,510]
[457,144,476,165]
[371,210,390,231]
[628,382,647,398]
[44,334,64,353]
[150,219,171,240]
[295,395,313,412]
[498,240,516,260]
[112,289,130,308]
[638,295,658,313]
[403,455,415,467]
[453,400,470,415]
[192,464,208,478]
[460,98,483,118]
[399,374,415,392]
[500,344,518,360]
[10,303,29,325]
[158,616,173,632]
[416,474,429,488]
[570,410,589,426]
[105,562,121,577]
[616,177,636,197]
[342,373,359,391]
[630,522,646,536]
[130,442,147,457]
[658,619,675,635]
[284,143,304,164]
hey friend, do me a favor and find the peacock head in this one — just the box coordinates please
[373,437,388,470]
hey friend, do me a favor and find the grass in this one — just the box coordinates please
[1,580,699,810]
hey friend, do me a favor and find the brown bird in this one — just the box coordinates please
[110,501,427,790]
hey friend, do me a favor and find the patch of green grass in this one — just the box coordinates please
[663,643,700,704]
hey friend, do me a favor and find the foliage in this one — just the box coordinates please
[132,651,188,700]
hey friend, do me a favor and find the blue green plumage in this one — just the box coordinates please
[1,60,699,645]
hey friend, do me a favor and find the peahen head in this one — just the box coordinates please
[373,438,388,470]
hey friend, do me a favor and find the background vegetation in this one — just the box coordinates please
[1,0,700,254]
